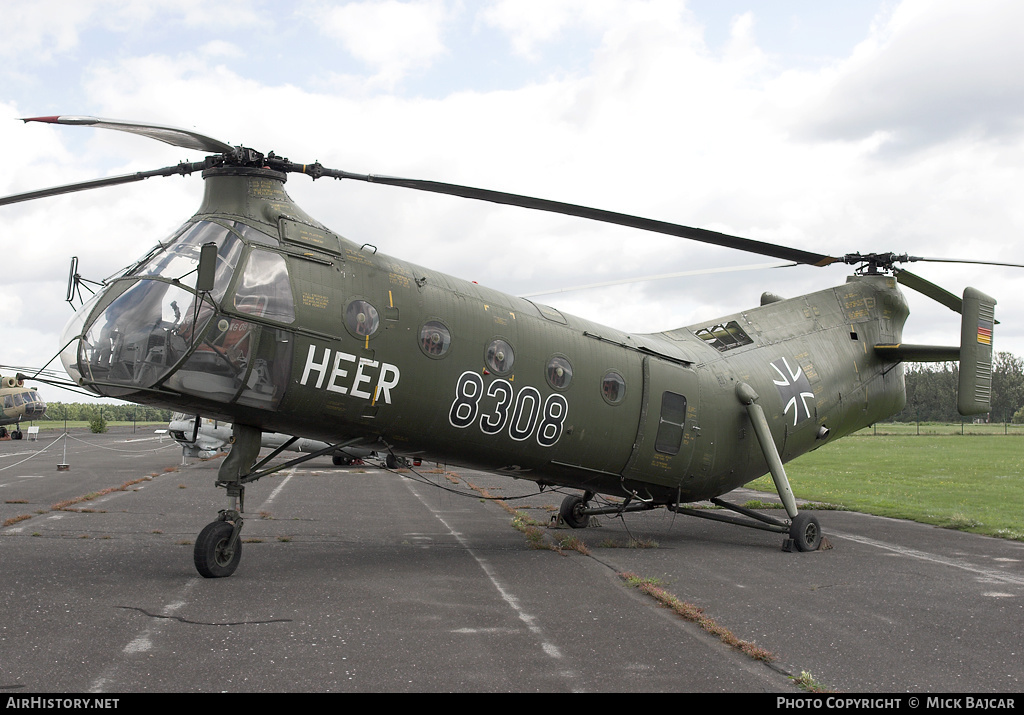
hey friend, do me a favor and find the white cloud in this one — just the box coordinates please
[305,0,453,89]
[0,1,97,61]
[798,0,1024,149]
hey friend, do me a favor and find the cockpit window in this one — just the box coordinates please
[136,221,244,302]
[233,249,295,324]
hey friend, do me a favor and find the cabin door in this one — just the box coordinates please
[621,356,703,490]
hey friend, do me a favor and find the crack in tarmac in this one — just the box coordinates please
[116,606,293,626]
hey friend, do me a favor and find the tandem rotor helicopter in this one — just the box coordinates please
[3,115,1020,578]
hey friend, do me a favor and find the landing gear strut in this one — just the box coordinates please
[193,426,370,577]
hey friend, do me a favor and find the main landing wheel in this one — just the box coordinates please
[559,494,590,529]
[194,520,242,578]
[789,512,822,552]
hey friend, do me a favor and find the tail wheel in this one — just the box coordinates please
[194,520,242,578]
[559,494,590,529]
[789,512,822,552]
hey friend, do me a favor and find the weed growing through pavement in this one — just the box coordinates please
[792,670,833,693]
[619,571,775,663]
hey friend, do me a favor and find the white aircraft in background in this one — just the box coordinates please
[166,413,378,465]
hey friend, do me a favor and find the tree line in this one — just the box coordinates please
[40,403,174,424]
[899,351,1024,423]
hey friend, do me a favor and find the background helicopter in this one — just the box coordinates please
[1,115,1020,579]
[0,371,47,440]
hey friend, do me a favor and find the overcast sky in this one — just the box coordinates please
[3,0,1024,407]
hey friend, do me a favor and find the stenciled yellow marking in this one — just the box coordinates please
[389,290,394,308]
[365,335,370,350]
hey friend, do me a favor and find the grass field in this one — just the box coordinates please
[747,433,1024,541]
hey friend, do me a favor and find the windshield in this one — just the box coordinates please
[60,219,293,406]
[74,280,212,394]
[136,221,245,301]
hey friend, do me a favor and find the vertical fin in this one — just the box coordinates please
[958,287,996,416]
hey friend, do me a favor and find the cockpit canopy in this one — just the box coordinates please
[60,219,296,409]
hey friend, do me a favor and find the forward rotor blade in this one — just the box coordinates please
[906,256,1024,269]
[521,261,797,298]
[288,163,841,267]
[22,116,234,154]
[895,269,963,313]
[0,161,205,206]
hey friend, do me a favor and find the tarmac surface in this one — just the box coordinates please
[1,426,1022,694]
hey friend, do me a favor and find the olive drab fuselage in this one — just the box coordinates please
[60,167,909,504]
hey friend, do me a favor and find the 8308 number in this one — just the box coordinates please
[448,371,568,447]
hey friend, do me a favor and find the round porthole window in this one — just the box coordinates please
[419,321,451,358]
[546,356,573,390]
[601,370,626,405]
[485,338,515,375]
[345,300,379,337]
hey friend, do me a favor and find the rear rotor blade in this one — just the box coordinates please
[286,162,842,267]
[22,116,234,154]
[895,269,963,313]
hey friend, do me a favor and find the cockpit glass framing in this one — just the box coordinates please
[161,313,292,410]
[75,279,212,396]
[60,219,297,407]
[136,220,244,302]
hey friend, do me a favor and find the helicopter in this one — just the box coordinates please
[167,412,377,465]
[2,115,1018,578]
[0,372,47,439]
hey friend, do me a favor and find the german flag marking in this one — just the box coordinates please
[978,323,993,345]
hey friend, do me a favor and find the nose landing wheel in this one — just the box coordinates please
[194,515,243,578]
